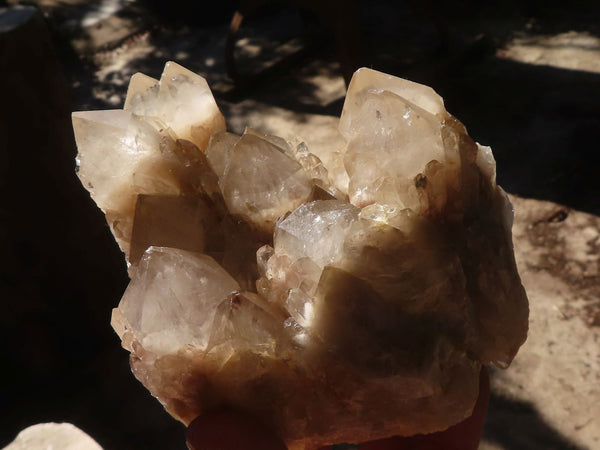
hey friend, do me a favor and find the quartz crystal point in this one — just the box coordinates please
[124,62,226,150]
[73,64,528,449]
[73,62,226,258]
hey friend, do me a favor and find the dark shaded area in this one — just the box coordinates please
[227,0,600,215]
[0,6,183,449]
[140,0,237,26]
[1,0,599,449]
[484,393,584,449]
[437,55,600,216]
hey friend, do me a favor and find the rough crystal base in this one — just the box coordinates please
[73,63,528,449]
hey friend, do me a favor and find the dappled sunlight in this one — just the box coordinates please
[2,0,600,449]
[498,31,600,74]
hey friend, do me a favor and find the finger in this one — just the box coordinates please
[186,409,287,450]
[359,366,490,450]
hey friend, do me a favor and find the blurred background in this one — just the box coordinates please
[1,0,599,448]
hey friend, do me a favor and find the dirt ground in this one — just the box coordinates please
[1,0,600,449]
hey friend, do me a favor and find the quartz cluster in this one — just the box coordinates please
[73,62,528,449]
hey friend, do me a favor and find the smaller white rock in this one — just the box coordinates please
[3,423,103,450]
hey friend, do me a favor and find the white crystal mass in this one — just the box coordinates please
[73,63,528,449]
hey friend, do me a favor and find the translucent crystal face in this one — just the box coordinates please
[275,200,359,269]
[73,64,528,449]
[343,90,447,208]
[339,67,446,123]
[214,131,313,233]
[117,247,240,355]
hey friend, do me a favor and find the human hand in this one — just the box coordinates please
[186,367,489,450]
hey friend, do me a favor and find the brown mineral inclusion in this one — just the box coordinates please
[73,62,528,449]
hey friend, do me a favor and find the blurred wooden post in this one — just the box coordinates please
[0,6,128,446]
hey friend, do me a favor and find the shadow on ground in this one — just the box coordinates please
[433,55,600,217]
[484,393,584,449]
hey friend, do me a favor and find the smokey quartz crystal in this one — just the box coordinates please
[73,63,528,449]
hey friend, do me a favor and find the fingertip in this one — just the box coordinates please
[186,410,287,450]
